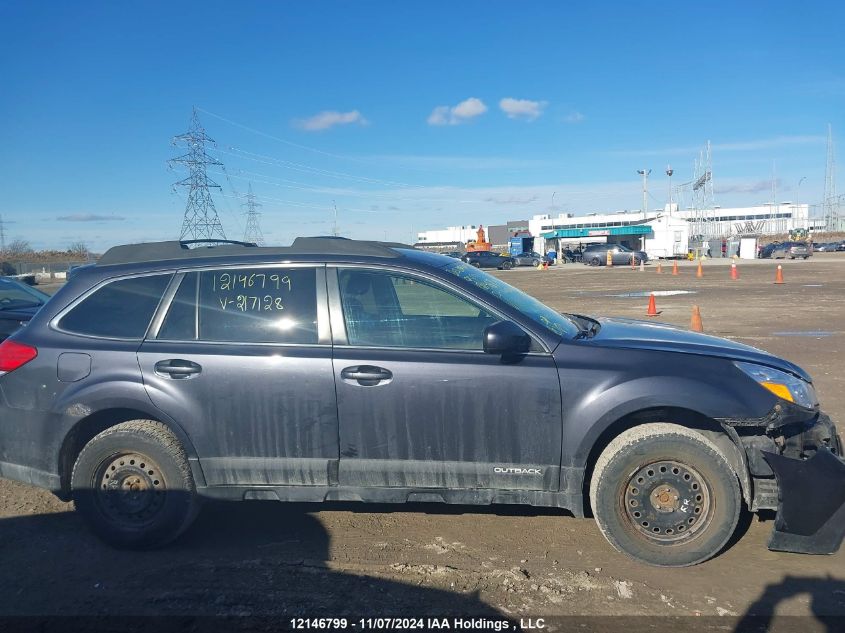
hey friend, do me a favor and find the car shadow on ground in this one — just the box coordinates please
[734,575,845,632]
[0,500,513,622]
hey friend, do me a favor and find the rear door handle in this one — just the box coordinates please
[340,365,392,386]
[154,359,202,379]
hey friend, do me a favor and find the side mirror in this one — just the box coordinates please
[483,321,531,356]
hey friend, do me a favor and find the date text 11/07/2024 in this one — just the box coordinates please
[288,617,544,630]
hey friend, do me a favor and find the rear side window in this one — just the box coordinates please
[170,267,320,344]
[59,274,171,339]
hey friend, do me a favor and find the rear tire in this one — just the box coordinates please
[501,260,513,270]
[589,257,601,266]
[71,420,199,549]
[589,423,741,567]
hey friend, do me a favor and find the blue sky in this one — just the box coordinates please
[1,0,843,251]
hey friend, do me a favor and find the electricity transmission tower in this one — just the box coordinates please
[170,108,227,241]
[824,123,839,232]
[691,141,715,240]
[242,183,265,245]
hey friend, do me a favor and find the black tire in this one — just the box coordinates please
[501,260,513,270]
[471,261,481,268]
[531,259,540,267]
[589,257,601,267]
[71,420,199,549]
[589,423,741,567]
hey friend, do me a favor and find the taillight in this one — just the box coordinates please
[0,339,38,373]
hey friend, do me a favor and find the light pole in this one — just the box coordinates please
[637,169,651,215]
[797,177,806,232]
[666,165,674,215]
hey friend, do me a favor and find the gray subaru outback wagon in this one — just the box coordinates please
[0,238,841,567]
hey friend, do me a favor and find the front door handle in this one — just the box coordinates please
[154,359,202,379]
[340,365,393,386]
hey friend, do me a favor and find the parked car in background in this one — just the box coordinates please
[814,242,845,253]
[761,242,812,260]
[460,250,515,269]
[512,251,549,267]
[0,277,51,341]
[581,243,648,266]
[838,242,845,252]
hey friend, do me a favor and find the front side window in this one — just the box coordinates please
[338,269,498,350]
[59,274,171,339]
[195,267,318,344]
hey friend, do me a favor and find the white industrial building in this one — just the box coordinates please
[415,225,484,244]
[531,203,811,259]
[416,203,813,260]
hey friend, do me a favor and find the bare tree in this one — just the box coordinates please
[68,241,89,258]
[5,239,33,258]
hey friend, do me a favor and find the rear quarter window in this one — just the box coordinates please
[58,274,172,339]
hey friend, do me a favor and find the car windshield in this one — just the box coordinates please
[0,278,50,310]
[440,260,579,338]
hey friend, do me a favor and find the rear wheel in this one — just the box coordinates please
[589,257,601,266]
[471,261,481,268]
[501,260,513,270]
[71,420,199,549]
[589,423,741,567]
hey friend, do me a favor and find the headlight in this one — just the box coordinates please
[734,361,817,409]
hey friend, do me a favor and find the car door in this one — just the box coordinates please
[329,266,562,492]
[138,265,338,487]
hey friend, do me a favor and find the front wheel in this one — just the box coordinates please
[589,257,601,267]
[470,261,481,268]
[500,260,513,270]
[71,420,200,549]
[589,423,741,567]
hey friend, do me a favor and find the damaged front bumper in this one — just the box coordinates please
[723,409,844,555]
[763,446,845,554]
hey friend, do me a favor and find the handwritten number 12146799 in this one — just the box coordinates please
[213,272,293,312]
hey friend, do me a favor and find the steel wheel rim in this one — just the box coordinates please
[621,460,713,544]
[94,452,167,528]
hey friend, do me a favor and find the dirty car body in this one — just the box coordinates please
[0,238,841,565]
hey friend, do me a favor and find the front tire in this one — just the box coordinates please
[589,423,741,567]
[71,420,199,549]
[501,260,513,270]
[589,257,601,267]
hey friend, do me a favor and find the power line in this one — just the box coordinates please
[170,107,227,241]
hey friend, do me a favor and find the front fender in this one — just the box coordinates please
[564,375,752,467]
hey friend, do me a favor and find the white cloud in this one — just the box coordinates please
[427,97,488,125]
[563,111,585,124]
[294,110,368,131]
[499,98,547,121]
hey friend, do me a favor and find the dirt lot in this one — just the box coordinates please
[1,254,844,628]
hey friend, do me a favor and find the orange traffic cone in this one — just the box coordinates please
[730,263,739,280]
[606,250,613,267]
[656,262,663,273]
[646,293,661,317]
[543,260,549,270]
[690,305,704,332]
[630,254,636,270]
[696,260,704,278]
[672,261,679,275]
[774,264,784,284]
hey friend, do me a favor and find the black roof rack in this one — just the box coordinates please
[97,237,414,267]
